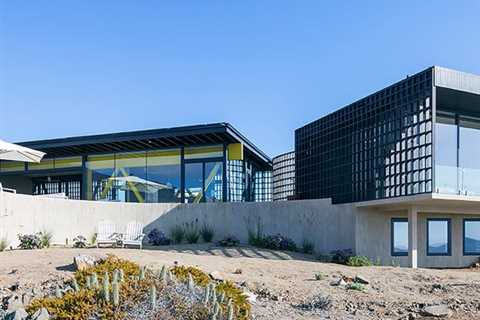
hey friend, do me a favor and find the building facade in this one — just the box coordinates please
[272,151,295,201]
[295,66,480,268]
[0,123,272,203]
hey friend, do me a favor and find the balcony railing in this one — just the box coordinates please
[435,165,480,196]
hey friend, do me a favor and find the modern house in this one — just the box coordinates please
[0,123,272,203]
[295,66,480,268]
[272,151,295,201]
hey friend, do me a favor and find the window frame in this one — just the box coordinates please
[426,218,452,256]
[391,218,408,257]
[463,218,480,256]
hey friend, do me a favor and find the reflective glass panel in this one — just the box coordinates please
[464,220,480,255]
[28,159,55,171]
[86,154,115,201]
[146,149,181,203]
[427,219,450,255]
[54,157,82,169]
[435,115,458,194]
[185,163,203,203]
[115,152,147,203]
[205,161,223,202]
[0,161,24,172]
[459,117,480,196]
[391,219,408,256]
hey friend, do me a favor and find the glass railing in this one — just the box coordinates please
[435,165,480,196]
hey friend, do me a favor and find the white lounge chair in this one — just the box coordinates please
[96,220,117,248]
[122,221,145,249]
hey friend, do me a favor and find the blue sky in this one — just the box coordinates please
[0,1,479,157]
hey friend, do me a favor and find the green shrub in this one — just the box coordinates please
[200,223,215,242]
[18,233,42,250]
[301,239,315,254]
[346,256,373,267]
[314,273,324,281]
[347,282,364,291]
[39,230,53,248]
[246,216,265,247]
[169,224,185,244]
[184,221,200,244]
[171,265,211,287]
[0,238,8,252]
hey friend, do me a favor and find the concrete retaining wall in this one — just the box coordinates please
[0,192,357,253]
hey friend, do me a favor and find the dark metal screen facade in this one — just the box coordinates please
[273,151,295,201]
[295,68,434,204]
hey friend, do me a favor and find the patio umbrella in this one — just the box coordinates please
[0,139,46,163]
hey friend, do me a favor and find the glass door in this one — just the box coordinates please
[184,161,223,203]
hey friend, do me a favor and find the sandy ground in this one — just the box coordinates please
[1,244,480,319]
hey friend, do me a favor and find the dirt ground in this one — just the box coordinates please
[1,244,480,319]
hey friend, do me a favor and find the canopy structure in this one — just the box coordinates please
[0,139,46,163]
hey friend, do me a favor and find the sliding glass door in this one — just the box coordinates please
[185,161,223,203]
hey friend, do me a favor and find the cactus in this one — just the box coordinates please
[86,276,92,289]
[112,282,120,306]
[139,266,146,281]
[119,269,125,282]
[213,302,221,316]
[159,265,167,282]
[72,278,80,292]
[203,284,211,305]
[91,273,99,289]
[210,285,217,305]
[103,271,110,284]
[112,269,119,284]
[55,286,62,299]
[101,275,110,302]
[149,285,157,309]
[187,273,195,292]
[219,291,226,303]
[227,302,234,320]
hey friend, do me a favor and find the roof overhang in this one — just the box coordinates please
[356,193,480,215]
[15,123,271,167]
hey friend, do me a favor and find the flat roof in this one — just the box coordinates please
[16,123,271,166]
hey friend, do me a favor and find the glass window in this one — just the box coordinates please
[185,162,203,203]
[115,152,147,203]
[184,145,223,160]
[146,149,181,203]
[54,156,82,169]
[391,218,408,256]
[459,117,480,196]
[435,114,458,194]
[427,219,451,256]
[205,161,223,202]
[86,154,115,201]
[28,159,55,171]
[464,219,480,255]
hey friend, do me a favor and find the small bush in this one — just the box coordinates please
[39,230,53,248]
[314,273,324,281]
[347,282,364,291]
[262,234,297,251]
[247,217,265,247]
[147,229,171,246]
[18,233,42,250]
[184,222,200,244]
[171,265,211,287]
[330,249,353,264]
[0,238,8,252]
[346,256,373,267]
[302,239,315,254]
[169,225,185,244]
[73,235,88,248]
[218,235,240,247]
[200,223,214,242]
[90,233,97,246]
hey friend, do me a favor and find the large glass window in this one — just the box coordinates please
[185,162,203,203]
[391,218,408,256]
[146,150,181,203]
[0,161,24,172]
[427,219,451,256]
[459,117,480,196]
[464,219,480,255]
[115,152,147,203]
[184,161,223,203]
[86,154,115,201]
[435,114,458,194]
[204,161,223,202]
[185,145,223,160]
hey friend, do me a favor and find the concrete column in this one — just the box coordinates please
[408,207,418,269]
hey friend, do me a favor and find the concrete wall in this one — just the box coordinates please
[0,192,357,253]
[356,209,480,268]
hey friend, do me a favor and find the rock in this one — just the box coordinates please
[31,307,50,320]
[9,282,19,292]
[355,275,370,285]
[422,304,451,317]
[330,278,347,286]
[209,271,226,282]
[73,255,96,271]
[4,308,28,320]
[233,268,243,274]
[6,295,23,312]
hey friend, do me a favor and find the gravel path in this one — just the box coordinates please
[1,245,480,319]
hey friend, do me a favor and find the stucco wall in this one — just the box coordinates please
[0,192,356,253]
[356,209,480,268]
